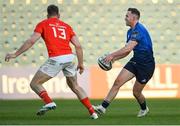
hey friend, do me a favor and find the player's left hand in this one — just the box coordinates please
[77,64,84,74]
[5,53,17,62]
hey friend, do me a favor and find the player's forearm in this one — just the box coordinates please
[113,52,129,61]
[111,47,131,60]
[75,46,83,65]
[15,39,34,57]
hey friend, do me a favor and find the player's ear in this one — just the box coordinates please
[133,15,138,20]
[47,14,49,18]
[133,15,136,21]
[58,14,60,18]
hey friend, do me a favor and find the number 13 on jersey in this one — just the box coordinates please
[52,27,66,40]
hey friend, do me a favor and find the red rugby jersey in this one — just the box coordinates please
[34,17,75,57]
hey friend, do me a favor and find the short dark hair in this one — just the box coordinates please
[47,4,59,16]
[128,8,140,19]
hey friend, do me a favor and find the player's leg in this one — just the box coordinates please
[93,68,135,115]
[30,70,57,115]
[63,62,98,119]
[66,75,86,99]
[133,81,149,117]
[30,70,53,104]
[30,59,61,116]
[105,68,135,102]
[133,61,155,117]
[66,76,98,119]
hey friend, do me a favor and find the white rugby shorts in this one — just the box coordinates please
[39,54,77,77]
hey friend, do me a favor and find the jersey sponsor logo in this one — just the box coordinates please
[131,31,139,38]
[129,61,136,64]
[141,79,147,83]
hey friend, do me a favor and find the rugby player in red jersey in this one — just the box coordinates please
[5,4,98,119]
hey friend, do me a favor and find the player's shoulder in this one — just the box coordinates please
[136,22,147,31]
[127,27,134,35]
[130,23,143,38]
[37,18,48,26]
[132,23,144,34]
[59,20,72,29]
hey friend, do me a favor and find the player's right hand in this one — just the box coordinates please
[104,54,114,63]
[77,64,84,74]
[5,53,16,62]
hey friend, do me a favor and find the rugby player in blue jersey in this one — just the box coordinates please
[93,8,155,117]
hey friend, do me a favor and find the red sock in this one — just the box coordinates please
[80,97,95,115]
[39,91,52,104]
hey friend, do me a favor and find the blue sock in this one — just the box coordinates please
[140,101,146,110]
[101,100,110,108]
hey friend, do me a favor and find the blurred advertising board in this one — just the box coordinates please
[0,65,180,99]
[90,64,180,98]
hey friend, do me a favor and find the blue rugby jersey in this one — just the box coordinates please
[126,22,154,63]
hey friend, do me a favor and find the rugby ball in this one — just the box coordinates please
[97,54,112,71]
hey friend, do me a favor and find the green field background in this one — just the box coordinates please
[0,99,180,125]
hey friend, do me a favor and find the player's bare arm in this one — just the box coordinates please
[105,40,138,63]
[70,35,84,74]
[5,32,41,62]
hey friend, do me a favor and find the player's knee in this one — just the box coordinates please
[115,76,126,85]
[111,83,120,91]
[30,83,35,91]
[30,81,40,90]
[30,82,37,90]
[113,79,123,89]
[133,90,141,98]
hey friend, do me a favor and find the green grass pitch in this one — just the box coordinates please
[0,99,180,125]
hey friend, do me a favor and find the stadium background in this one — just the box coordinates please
[1,0,180,125]
[1,0,180,99]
